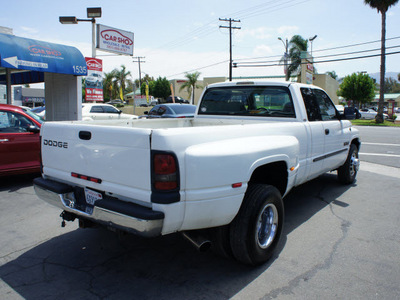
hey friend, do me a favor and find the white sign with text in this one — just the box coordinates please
[97,24,134,56]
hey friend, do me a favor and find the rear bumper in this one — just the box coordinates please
[33,177,164,237]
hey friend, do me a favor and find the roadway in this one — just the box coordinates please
[0,126,399,299]
[357,126,400,168]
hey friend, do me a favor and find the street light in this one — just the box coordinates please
[308,35,317,57]
[59,7,102,58]
[278,37,289,81]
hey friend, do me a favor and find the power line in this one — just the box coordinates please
[313,36,400,53]
[233,36,400,63]
[232,0,312,20]
[165,37,400,79]
[234,51,400,68]
[235,44,400,65]
[166,59,229,78]
[150,0,313,53]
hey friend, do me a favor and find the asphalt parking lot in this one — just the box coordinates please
[1,126,399,299]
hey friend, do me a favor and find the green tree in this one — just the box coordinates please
[286,35,308,79]
[338,72,376,107]
[138,74,155,95]
[103,70,117,101]
[153,77,171,100]
[326,71,338,80]
[364,0,399,123]
[383,77,400,93]
[179,72,202,104]
[115,65,131,100]
[81,77,86,101]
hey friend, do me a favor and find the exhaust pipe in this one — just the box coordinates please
[182,231,212,252]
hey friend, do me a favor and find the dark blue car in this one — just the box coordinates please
[144,104,196,118]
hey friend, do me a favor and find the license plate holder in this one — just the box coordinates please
[84,188,103,205]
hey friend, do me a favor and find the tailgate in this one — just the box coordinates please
[40,122,153,203]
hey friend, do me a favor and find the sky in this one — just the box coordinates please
[1,0,400,83]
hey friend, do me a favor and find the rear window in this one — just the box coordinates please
[172,105,196,114]
[198,86,295,118]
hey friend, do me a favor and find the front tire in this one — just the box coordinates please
[337,144,359,184]
[229,184,284,265]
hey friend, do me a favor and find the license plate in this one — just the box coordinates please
[84,188,103,205]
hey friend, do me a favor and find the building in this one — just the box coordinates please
[372,93,400,108]
[0,85,5,103]
[13,86,45,107]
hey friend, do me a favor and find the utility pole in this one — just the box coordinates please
[219,18,241,81]
[132,56,146,94]
[278,37,289,81]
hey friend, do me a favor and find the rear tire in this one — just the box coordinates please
[209,225,233,259]
[338,144,359,184]
[229,184,284,265]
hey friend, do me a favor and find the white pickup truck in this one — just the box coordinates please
[34,81,360,265]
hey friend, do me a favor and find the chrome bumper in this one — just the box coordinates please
[33,177,164,237]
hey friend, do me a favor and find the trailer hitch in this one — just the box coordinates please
[60,211,76,227]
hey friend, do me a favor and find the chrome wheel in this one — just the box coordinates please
[349,149,360,177]
[256,203,278,249]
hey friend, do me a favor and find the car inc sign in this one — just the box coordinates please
[97,24,134,56]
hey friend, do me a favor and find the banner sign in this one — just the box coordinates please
[97,24,134,56]
[0,33,87,76]
[85,57,104,102]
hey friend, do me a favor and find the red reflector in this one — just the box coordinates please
[154,154,176,174]
[155,181,177,190]
[232,183,242,188]
[71,172,102,184]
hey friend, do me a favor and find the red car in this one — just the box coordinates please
[0,104,43,176]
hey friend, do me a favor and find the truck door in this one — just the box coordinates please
[301,88,347,178]
[313,89,347,171]
[300,88,325,180]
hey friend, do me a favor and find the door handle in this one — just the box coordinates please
[325,129,330,135]
[0,139,9,142]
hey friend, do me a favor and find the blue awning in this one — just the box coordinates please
[0,33,87,84]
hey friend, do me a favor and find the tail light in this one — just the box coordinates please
[153,153,178,190]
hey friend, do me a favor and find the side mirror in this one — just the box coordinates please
[144,111,149,115]
[27,125,40,133]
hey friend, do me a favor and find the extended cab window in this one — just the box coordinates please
[199,86,295,118]
[301,88,338,121]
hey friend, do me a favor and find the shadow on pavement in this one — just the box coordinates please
[0,173,355,299]
[0,173,39,193]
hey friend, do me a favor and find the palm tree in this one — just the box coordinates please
[179,72,202,104]
[286,35,308,80]
[103,70,117,101]
[364,0,399,123]
[115,65,131,99]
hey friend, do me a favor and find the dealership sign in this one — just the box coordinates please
[85,57,104,102]
[97,24,134,56]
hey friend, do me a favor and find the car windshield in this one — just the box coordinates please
[25,109,44,124]
[198,86,295,118]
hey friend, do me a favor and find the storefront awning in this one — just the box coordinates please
[0,33,87,85]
